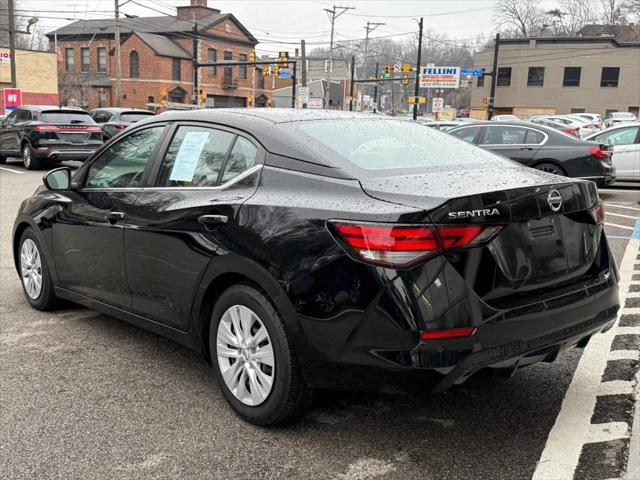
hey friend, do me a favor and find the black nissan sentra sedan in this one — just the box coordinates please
[13,110,619,425]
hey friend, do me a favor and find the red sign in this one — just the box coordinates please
[3,88,22,114]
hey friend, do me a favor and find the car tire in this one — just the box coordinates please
[18,228,59,311]
[210,283,313,426]
[22,143,41,170]
[535,162,566,177]
[0,154,6,164]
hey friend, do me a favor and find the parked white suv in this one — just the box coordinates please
[604,111,638,128]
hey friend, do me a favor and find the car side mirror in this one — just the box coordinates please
[43,167,71,191]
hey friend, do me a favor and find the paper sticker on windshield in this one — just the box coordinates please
[169,131,210,182]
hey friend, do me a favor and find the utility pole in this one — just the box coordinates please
[323,5,354,109]
[8,0,17,88]
[300,39,307,109]
[348,55,355,111]
[373,62,379,113]
[363,21,385,79]
[114,0,123,107]
[412,17,423,121]
[487,33,500,120]
[192,22,199,105]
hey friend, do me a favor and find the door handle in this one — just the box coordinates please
[520,147,534,151]
[106,211,126,223]
[198,214,228,227]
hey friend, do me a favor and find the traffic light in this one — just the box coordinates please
[379,75,384,85]
[384,64,392,78]
[273,65,280,77]
[278,51,289,67]
[401,74,409,86]
[249,52,256,63]
[402,63,411,73]
[262,65,269,77]
[199,89,206,104]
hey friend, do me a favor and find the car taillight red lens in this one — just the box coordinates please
[86,125,102,132]
[114,124,127,130]
[34,125,60,131]
[421,327,477,341]
[563,128,578,135]
[329,221,502,268]
[595,201,605,223]
[589,147,611,160]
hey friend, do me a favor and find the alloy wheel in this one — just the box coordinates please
[22,145,31,169]
[537,165,561,175]
[20,238,43,299]
[216,305,275,406]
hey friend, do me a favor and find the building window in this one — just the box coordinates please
[477,75,484,87]
[223,51,232,85]
[527,67,544,87]
[169,88,185,103]
[147,96,154,105]
[207,48,217,76]
[64,48,74,72]
[497,67,511,87]
[570,108,586,113]
[257,68,264,89]
[172,58,181,81]
[601,67,620,87]
[97,47,107,73]
[130,51,139,78]
[239,54,247,79]
[563,67,581,87]
[81,47,90,72]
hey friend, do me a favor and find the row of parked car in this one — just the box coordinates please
[419,112,640,184]
[0,106,155,169]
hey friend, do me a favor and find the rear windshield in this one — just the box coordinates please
[121,112,154,122]
[294,119,514,172]
[613,112,636,118]
[39,111,94,124]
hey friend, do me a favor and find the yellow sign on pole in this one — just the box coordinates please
[402,63,411,73]
[409,96,426,104]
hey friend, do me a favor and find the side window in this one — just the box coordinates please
[482,126,528,145]
[525,129,545,144]
[17,109,29,122]
[85,126,164,188]
[157,126,235,187]
[450,126,481,143]
[221,137,258,183]
[595,127,639,146]
[4,110,18,125]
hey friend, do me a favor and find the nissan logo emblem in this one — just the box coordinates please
[547,189,563,212]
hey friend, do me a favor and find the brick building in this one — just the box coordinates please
[46,0,271,110]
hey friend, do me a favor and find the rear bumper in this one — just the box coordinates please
[33,146,98,161]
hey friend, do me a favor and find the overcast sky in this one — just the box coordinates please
[11,0,523,54]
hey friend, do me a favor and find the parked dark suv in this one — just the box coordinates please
[0,106,103,170]
[90,108,155,140]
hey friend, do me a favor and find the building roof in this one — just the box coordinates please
[134,32,191,59]
[498,35,640,47]
[46,13,257,44]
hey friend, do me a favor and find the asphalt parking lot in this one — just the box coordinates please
[1,161,639,480]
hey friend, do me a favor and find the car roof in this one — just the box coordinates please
[20,105,87,112]
[91,107,153,113]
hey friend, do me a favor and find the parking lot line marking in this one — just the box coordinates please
[599,381,635,396]
[532,239,639,480]
[0,166,24,174]
[608,350,639,361]
[607,212,639,220]
[605,222,634,231]
[587,422,630,443]
[605,204,640,212]
[624,370,640,480]
[615,326,640,335]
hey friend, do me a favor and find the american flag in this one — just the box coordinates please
[55,45,64,63]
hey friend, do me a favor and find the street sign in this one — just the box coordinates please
[460,68,484,77]
[0,51,11,63]
[393,64,400,73]
[308,98,323,109]
[298,86,309,104]
[278,68,293,79]
[3,88,22,115]
[432,97,444,113]
[402,63,411,73]
[408,96,426,104]
[419,66,460,89]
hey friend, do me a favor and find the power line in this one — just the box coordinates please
[344,5,494,18]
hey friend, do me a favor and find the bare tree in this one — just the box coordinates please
[495,0,546,37]
[599,0,626,35]
[560,0,598,35]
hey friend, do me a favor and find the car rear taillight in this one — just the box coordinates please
[328,221,502,268]
[421,327,477,341]
[114,124,127,130]
[589,147,611,160]
[34,125,60,132]
[594,201,605,223]
[86,125,102,132]
[563,128,578,136]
